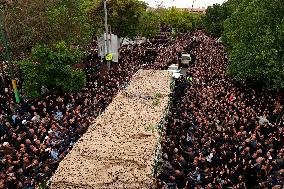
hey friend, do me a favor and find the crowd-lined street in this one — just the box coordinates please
[0,31,283,188]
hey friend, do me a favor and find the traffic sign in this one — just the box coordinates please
[105,53,113,61]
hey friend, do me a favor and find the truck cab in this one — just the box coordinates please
[167,64,181,79]
[181,54,191,67]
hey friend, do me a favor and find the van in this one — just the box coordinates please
[181,54,191,67]
[167,64,181,79]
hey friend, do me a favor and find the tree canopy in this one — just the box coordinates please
[138,11,161,38]
[223,0,284,90]
[88,1,204,38]
[203,0,284,90]
[17,42,86,98]
[203,0,243,37]
[160,7,204,33]
[2,0,93,59]
[203,4,229,38]
[88,0,147,39]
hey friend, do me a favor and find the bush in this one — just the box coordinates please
[17,42,86,97]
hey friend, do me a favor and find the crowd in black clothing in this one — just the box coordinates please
[0,33,181,188]
[0,31,283,189]
[157,32,284,189]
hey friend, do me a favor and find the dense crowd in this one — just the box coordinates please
[0,31,283,189]
[0,33,181,188]
[157,32,284,189]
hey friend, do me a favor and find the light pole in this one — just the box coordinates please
[104,0,110,72]
[0,3,20,103]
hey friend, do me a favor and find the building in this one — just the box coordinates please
[188,7,207,13]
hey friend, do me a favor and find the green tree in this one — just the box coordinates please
[2,0,93,58]
[224,0,284,90]
[17,42,86,98]
[203,0,245,38]
[203,3,230,37]
[191,13,205,30]
[88,0,147,39]
[138,11,161,38]
[225,0,244,13]
[159,7,204,33]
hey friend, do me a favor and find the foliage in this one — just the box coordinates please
[138,11,161,38]
[152,98,160,106]
[17,42,86,98]
[224,0,244,13]
[203,4,230,37]
[191,13,205,30]
[87,1,204,38]
[88,0,147,39]
[2,0,93,58]
[145,124,157,132]
[39,181,50,189]
[223,0,284,90]
[160,7,204,33]
[81,0,96,12]
[155,92,163,98]
[203,0,243,37]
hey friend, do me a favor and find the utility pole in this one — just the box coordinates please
[0,5,20,103]
[104,0,110,72]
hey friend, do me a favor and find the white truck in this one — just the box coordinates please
[181,54,191,67]
[167,64,181,79]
